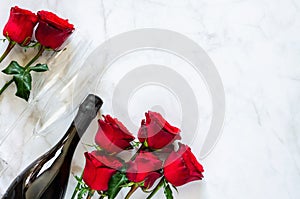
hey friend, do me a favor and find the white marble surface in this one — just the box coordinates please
[0,0,300,199]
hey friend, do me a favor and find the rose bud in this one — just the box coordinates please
[163,143,204,187]
[82,151,123,191]
[138,111,181,150]
[126,151,162,189]
[95,115,135,153]
[3,6,38,46]
[35,11,75,50]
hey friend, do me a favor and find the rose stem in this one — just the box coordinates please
[145,178,165,199]
[98,196,105,199]
[23,45,46,70]
[0,45,45,96]
[0,79,13,95]
[71,173,83,199]
[124,184,139,199]
[86,190,95,199]
[0,41,15,63]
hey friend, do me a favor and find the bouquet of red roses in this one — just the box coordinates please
[73,111,204,199]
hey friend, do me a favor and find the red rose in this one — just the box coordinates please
[138,111,181,150]
[35,11,74,50]
[95,115,135,153]
[126,151,162,189]
[82,151,123,191]
[163,143,204,186]
[3,6,38,45]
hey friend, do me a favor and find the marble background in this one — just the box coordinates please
[0,0,300,199]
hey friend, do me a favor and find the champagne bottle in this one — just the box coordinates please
[2,94,103,199]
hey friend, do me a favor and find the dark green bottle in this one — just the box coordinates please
[2,94,103,199]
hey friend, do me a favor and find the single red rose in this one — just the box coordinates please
[35,11,74,50]
[163,143,204,187]
[95,115,135,153]
[82,151,123,191]
[126,151,162,189]
[138,111,181,150]
[3,6,38,45]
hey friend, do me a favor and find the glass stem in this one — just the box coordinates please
[0,41,15,63]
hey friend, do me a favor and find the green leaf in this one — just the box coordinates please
[2,61,24,75]
[13,71,32,101]
[107,172,128,199]
[29,63,49,72]
[164,183,173,199]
